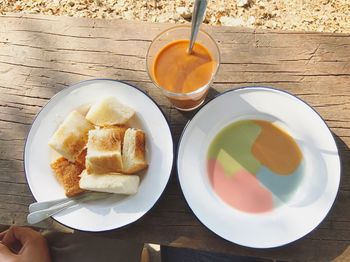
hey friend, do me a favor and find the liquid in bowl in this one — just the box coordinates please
[207,119,304,214]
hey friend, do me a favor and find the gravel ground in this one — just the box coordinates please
[0,0,349,33]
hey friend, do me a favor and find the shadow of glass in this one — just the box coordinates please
[206,86,221,100]
[176,87,220,121]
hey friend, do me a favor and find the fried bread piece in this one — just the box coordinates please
[51,157,85,197]
[75,148,87,168]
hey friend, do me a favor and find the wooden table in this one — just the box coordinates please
[0,14,350,261]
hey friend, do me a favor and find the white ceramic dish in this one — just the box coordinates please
[177,87,340,248]
[25,79,174,232]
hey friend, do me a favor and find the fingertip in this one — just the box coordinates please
[0,229,9,240]
[0,242,16,259]
[0,241,10,251]
[12,226,42,244]
[2,226,29,247]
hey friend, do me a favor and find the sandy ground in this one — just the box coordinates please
[0,0,349,33]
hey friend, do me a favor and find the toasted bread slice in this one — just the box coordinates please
[86,127,127,174]
[122,128,148,173]
[86,97,135,126]
[79,170,139,195]
[75,148,87,168]
[51,157,85,197]
[49,111,94,162]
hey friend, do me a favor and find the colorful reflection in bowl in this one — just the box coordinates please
[207,120,303,213]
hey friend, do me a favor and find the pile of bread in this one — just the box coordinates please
[49,97,147,197]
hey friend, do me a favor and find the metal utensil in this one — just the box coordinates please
[27,192,112,225]
[29,194,86,213]
[188,0,208,54]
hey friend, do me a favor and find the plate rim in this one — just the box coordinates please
[23,78,175,232]
[177,86,341,248]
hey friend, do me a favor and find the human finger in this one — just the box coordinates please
[0,229,9,241]
[1,226,18,248]
[0,242,16,261]
[2,226,40,251]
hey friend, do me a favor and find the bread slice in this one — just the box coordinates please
[79,170,139,195]
[122,128,148,173]
[49,111,94,162]
[51,157,85,197]
[75,148,87,168]
[86,97,135,126]
[86,127,127,174]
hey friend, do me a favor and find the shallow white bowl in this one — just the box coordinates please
[177,87,340,248]
[25,79,174,232]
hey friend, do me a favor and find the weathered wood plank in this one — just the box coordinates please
[0,13,349,261]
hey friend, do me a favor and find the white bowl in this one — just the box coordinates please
[177,87,340,248]
[24,79,174,232]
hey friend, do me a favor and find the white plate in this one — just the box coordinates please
[177,87,340,248]
[25,79,174,232]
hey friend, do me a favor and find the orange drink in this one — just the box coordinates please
[146,26,220,111]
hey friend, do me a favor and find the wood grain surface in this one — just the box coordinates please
[0,14,350,261]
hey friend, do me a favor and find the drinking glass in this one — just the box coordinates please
[146,25,220,111]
